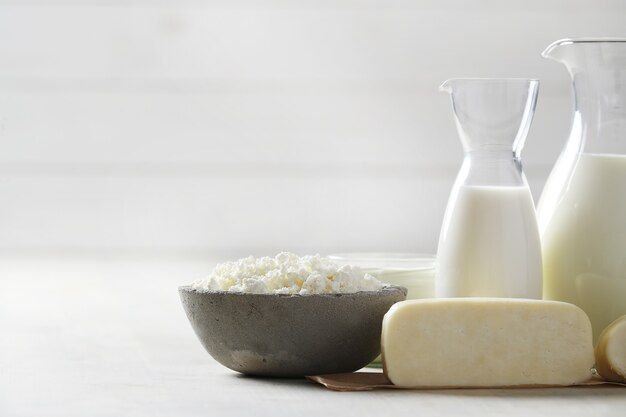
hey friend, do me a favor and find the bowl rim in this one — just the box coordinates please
[178,284,407,298]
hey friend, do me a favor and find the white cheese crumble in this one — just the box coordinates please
[191,252,385,295]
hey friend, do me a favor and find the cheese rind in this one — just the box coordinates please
[381,298,594,387]
[595,315,626,383]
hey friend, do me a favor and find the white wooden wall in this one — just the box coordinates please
[1,0,625,259]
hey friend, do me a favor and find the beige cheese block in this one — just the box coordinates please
[595,315,626,383]
[381,298,594,387]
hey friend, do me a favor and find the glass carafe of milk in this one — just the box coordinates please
[538,39,626,342]
[436,78,542,298]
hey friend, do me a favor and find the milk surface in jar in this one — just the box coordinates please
[437,185,542,297]
[540,153,626,341]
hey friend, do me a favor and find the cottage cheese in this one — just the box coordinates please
[191,252,385,295]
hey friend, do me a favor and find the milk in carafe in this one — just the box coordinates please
[437,185,542,298]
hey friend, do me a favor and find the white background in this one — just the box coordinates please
[1,0,626,261]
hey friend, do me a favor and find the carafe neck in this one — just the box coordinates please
[440,78,539,156]
[440,78,538,188]
[460,149,526,187]
[466,148,519,160]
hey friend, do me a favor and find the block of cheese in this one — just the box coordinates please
[595,315,626,383]
[381,298,594,387]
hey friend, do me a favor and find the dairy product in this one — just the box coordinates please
[540,154,626,341]
[191,252,384,295]
[329,253,435,299]
[381,298,594,387]
[595,315,626,383]
[370,268,434,299]
[436,185,542,298]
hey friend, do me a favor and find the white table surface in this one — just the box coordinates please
[2,256,625,417]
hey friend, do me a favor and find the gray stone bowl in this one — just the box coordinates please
[179,285,406,377]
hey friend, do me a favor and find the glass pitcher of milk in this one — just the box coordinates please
[436,78,542,298]
[538,39,626,342]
